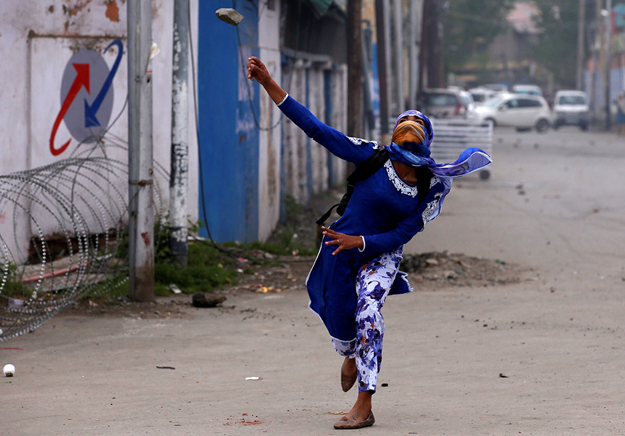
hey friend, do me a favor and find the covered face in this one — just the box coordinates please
[391,121,430,157]
[394,110,433,148]
[391,121,426,145]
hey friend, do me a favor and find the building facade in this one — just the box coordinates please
[0,0,353,260]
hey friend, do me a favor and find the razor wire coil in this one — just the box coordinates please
[0,138,168,341]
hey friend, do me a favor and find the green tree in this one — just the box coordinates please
[444,0,515,74]
[531,0,583,88]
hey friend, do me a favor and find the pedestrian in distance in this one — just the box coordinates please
[247,56,491,430]
[615,91,625,136]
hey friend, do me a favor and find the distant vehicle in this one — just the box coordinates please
[552,90,589,130]
[458,90,478,119]
[474,94,552,132]
[419,88,468,119]
[482,83,509,93]
[469,87,497,103]
[512,84,543,96]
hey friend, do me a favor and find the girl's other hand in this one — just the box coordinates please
[321,226,364,255]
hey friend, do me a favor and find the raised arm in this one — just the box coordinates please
[247,57,373,163]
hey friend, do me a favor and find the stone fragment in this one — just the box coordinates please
[215,8,244,26]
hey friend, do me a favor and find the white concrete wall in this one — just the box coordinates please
[283,64,310,204]
[0,0,348,254]
[308,67,329,194]
[330,65,348,185]
[282,61,347,204]
[257,0,282,241]
[0,0,200,261]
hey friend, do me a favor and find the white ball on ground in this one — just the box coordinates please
[3,364,15,377]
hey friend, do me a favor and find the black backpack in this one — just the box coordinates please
[316,148,389,225]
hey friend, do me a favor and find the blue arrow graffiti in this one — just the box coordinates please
[84,39,123,128]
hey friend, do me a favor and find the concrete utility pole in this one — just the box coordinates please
[127,0,155,302]
[604,0,612,130]
[392,0,404,114]
[384,0,392,123]
[347,0,363,137]
[169,0,190,266]
[420,0,439,91]
[409,0,423,111]
[594,0,603,121]
[576,0,586,90]
[375,0,390,144]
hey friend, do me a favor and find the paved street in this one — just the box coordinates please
[2,127,625,435]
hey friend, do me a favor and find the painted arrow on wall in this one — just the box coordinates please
[84,40,123,128]
[49,63,90,156]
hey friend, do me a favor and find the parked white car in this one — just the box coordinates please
[553,90,590,130]
[474,94,552,132]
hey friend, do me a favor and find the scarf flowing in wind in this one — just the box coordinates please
[389,110,492,221]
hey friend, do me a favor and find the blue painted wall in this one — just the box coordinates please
[198,0,259,242]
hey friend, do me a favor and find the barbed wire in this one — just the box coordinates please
[0,137,168,341]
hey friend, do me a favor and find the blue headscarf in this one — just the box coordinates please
[387,111,492,221]
[389,110,491,177]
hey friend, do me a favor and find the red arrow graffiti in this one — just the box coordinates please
[49,63,91,156]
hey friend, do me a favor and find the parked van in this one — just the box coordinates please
[553,90,590,130]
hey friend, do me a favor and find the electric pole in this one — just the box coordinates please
[347,0,363,138]
[604,0,612,130]
[127,0,155,302]
[392,0,404,114]
[170,0,190,266]
[576,0,586,90]
[375,0,390,144]
[593,0,605,123]
[409,0,423,111]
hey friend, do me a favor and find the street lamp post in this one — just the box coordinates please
[603,1,613,130]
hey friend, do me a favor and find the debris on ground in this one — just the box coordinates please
[401,251,526,289]
[192,292,227,308]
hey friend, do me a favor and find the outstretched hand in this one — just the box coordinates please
[247,56,286,104]
[321,226,364,256]
[247,56,271,85]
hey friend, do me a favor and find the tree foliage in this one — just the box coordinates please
[444,0,515,73]
[530,0,583,89]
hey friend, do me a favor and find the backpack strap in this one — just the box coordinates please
[316,148,389,225]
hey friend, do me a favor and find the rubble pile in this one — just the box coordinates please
[401,251,525,289]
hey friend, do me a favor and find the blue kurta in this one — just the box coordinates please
[279,95,446,341]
